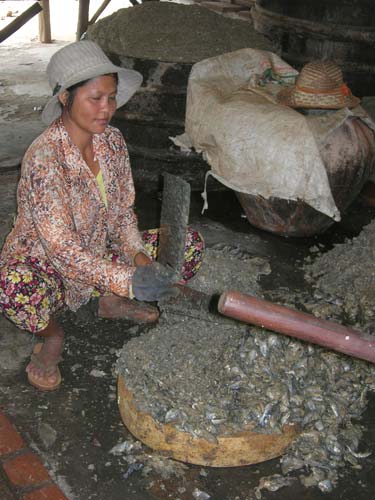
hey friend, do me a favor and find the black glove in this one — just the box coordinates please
[132,262,179,302]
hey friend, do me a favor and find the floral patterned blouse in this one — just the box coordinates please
[0,118,145,311]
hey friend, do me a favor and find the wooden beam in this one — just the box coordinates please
[77,0,90,41]
[38,0,51,43]
[0,2,42,44]
[88,0,112,26]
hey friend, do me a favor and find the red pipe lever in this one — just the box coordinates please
[218,290,375,364]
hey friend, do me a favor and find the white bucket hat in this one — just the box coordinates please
[42,40,143,125]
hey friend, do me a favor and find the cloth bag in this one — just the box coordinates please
[172,49,374,221]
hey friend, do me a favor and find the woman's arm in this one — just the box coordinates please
[27,151,134,297]
[108,132,150,262]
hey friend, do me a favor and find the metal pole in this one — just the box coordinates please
[218,290,375,363]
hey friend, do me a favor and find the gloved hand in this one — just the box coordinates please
[132,262,179,302]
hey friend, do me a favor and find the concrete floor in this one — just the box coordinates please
[1,19,375,500]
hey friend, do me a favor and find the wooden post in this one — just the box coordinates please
[0,2,42,44]
[38,0,51,43]
[88,0,112,26]
[77,0,90,41]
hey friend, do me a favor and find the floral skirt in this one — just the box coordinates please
[0,227,204,333]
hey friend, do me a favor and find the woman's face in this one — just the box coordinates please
[61,74,117,135]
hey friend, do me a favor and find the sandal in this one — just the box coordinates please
[27,343,62,391]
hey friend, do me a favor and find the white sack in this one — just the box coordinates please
[173,48,341,221]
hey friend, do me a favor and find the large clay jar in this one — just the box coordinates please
[252,0,375,96]
[86,3,274,192]
[109,55,208,192]
[236,117,375,237]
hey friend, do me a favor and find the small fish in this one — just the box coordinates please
[259,403,274,427]
[346,446,372,459]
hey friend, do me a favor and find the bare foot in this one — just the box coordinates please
[26,319,64,388]
[98,295,159,323]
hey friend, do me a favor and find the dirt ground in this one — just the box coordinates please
[1,2,375,500]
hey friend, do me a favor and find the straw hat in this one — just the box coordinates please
[42,40,143,125]
[277,60,360,110]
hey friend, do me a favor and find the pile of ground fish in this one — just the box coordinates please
[86,2,274,63]
[304,218,375,332]
[117,237,375,494]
